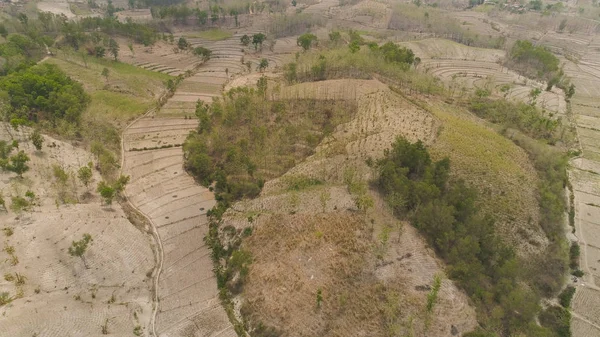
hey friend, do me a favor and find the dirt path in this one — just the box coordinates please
[120,36,250,337]
[563,35,600,337]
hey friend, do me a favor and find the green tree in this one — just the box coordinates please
[240,34,250,46]
[114,175,130,194]
[177,37,189,51]
[193,46,212,61]
[297,33,317,51]
[108,38,119,61]
[30,129,43,151]
[78,166,93,188]
[0,24,8,39]
[128,0,135,9]
[107,0,116,17]
[196,10,208,25]
[7,151,29,178]
[349,40,360,53]
[257,76,267,96]
[99,68,109,86]
[329,31,341,44]
[68,234,93,269]
[258,58,269,72]
[97,181,116,205]
[252,33,266,50]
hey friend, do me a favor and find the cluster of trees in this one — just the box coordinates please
[377,137,568,336]
[0,141,29,178]
[508,40,562,86]
[240,33,266,50]
[151,5,249,27]
[468,97,561,142]
[0,63,90,126]
[184,83,355,218]
[285,43,422,85]
[0,34,46,74]
[65,17,158,48]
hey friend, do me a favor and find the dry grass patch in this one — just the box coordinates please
[426,101,545,256]
[241,212,414,336]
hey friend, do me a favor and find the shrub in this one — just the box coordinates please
[558,286,576,308]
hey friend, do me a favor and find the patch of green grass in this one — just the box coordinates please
[69,3,93,15]
[184,29,233,41]
[427,102,539,240]
[88,91,152,123]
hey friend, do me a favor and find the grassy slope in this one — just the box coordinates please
[427,100,544,255]
[183,29,233,41]
[47,53,171,130]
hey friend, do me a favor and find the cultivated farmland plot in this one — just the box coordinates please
[402,38,567,115]
[558,33,600,337]
[119,30,303,337]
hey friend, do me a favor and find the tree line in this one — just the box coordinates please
[377,136,569,337]
[183,81,356,218]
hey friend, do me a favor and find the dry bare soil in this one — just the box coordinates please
[0,127,155,337]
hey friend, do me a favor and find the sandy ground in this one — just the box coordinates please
[0,126,154,337]
[37,0,75,18]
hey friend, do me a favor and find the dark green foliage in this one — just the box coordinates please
[379,42,415,65]
[5,151,30,177]
[378,136,555,336]
[0,63,90,125]
[540,306,571,337]
[240,34,250,46]
[572,269,584,277]
[30,129,43,150]
[468,98,561,142]
[108,38,119,60]
[192,46,212,61]
[558,286,576,308]
[177,37,189,50]
[570,242,580,269]
[252,33,266,50]
[97,181,116,205]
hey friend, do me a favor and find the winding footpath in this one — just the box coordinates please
[121,35,248,337]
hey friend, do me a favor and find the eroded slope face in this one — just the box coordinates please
[222,79,477,336]
[0,127,154,337]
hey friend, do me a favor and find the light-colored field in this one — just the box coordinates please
[37,0,75,18]
[0,127,154,337]
[401,38,567,115]
[560,33,600,337]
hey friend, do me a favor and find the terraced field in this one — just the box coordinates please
[120,31,299,337]
[562,35,600,337]
[402,38,567,115]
